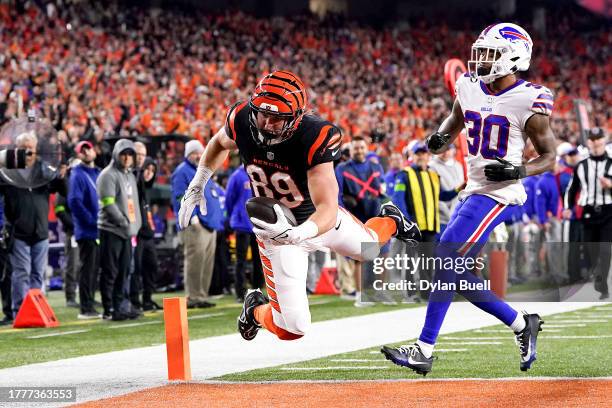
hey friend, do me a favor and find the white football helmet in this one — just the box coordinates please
[468,23,533,84]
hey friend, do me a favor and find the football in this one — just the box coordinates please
[246,196,298,226]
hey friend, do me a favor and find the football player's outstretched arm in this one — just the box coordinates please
[426,99,465,154]
[523,113,556,176]
[178,127,237,229]
[307,161,340,235]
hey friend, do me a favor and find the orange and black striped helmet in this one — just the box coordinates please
[248,70,307,146]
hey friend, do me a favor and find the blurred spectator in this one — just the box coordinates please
[335,136,385,305]
[392,143,460,298]
[97,139,142,320]
[0,197,12,325]
[536,163,565,282]
[209,175,231,297]
[225,165,263,302]
[55,161,79,308]
[564,129,612,299]
[384,152,405,195]
[172,140,221,309]
[428,144,464,235]
[1,131,66,318]
[131,154,162,311]
[68,141,102,319]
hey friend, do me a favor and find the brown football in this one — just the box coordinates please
[246,197,298,227]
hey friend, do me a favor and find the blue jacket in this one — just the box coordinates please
[171,158,223,231]
[225,166,254,233]
[211,181,226,232]
[68,164,100,240]
[522,175,539,221]
[335,159,385,222]
[535,172,559,224]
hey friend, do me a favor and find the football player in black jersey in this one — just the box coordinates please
[179,70,420,342]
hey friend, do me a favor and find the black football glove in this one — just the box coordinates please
[425,132,451,153]
[484,157,527,182]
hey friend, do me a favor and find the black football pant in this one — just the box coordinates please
[99,230,132,315]
[77,239,99,313]
[130,237,158,305]
[582,213,612,295]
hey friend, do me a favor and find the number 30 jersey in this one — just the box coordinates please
[225,101,342,224]
[455,73,554,205]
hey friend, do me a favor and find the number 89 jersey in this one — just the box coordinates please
[455,73,554,205]
[225,101,342,224]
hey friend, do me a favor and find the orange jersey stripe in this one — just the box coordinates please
[308,125,332,166]
[228,101,247,141]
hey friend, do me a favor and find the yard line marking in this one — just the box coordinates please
[27,329,90,339]
[434,348,469,352]
[474,329,562,333]
[108,321,161,329]
[309,299,333,306]
[546,319,607,323]
[329,359,382,362]
[572,314,612,318]
[443,335,612,340]
[543,324,587,328]
[438,341,503,345]
[188,312,226,320]
[280,366,390,371]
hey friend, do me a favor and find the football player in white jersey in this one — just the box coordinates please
[382,23,557,375]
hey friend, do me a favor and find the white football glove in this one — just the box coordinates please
[250,204,318,245]
[178,166,213,229]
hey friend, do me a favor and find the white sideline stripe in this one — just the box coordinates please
[329,359,382,362]
[572,314,612,318]
[544,324,587,328]
[188,312,226,320]
[26,329,90,339]
[438,341,502,345]
[280,366,391,371]
[368,349,469,354]
[0,301,602,405]
[108,321,161,329]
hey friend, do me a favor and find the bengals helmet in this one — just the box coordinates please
[248,70,307,147]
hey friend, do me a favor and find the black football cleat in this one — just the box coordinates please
[514,313,544,371]
[379,201,422,243]
[238,289,268,341]
[380,343,435,376]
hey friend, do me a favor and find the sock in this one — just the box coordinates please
[253,304,303,341]
[365,217,396,243]
[510,312,527,333]
[416,339,434,358]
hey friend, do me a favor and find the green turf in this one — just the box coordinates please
[0,290,416,369]
[216,305,612,381]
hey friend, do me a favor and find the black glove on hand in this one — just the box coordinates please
[425,132,451,153]
[484,157,527,181]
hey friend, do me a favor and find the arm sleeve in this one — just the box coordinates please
[68,174,96,228]
[392,172,411,220]
[224,101,246,141]
[224,173,238,217]
[308,125,342,168]
[520,86,555,130]
[334,164,345,207]
[97,172,128,227]
[564,165,581,210]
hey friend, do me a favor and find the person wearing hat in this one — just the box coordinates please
[172,140,222,309]
[564,128,612,298]
[392,142,464,298]
[96,139,142,320]
[68,141,102,319]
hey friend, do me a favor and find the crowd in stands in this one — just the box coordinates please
[0,1,609,169]
[0,1,609,324]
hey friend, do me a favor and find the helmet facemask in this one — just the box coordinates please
[248,95,304,148]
